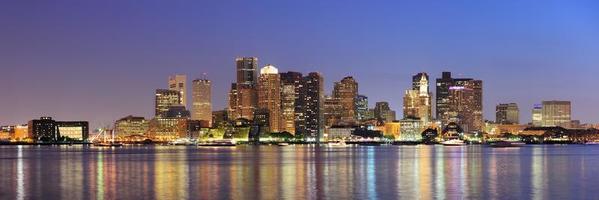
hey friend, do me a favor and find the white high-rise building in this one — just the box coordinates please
[192,79,212,126]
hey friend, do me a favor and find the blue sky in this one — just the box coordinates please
[1,0,598,127]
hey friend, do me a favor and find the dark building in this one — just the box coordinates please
[297,72,324,141]
[435,72,453,121]
[28,117,89,142]
[211,110,228,127]
[236,57,258,87]
[28,117,57,142]
[165,105,191,118]
[253,108,270,135]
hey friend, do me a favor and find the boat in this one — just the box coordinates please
[328,140,348,147]
[91,128,123,147]
[441,139,466,146]
[490,141,525,148]
[169,138,195,146]
[278,142,290,146]
[197,139,236,147]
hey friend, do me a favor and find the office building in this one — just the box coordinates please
[28,117,57,141]
[298,72,324,141]
[496,103,519,124]
[155,89,181,118]
[168,74,187,108]
[333,76,358,122]
[435,72,483,133]
[56,121,89,141]
[541,101,571,127]
[280,71,303,134]
[115,115,149,137]
[323,96,343,127]
[257,64,282,132]
[436,72,453,122]
[191,79,212,126]
[236,57,259,87]
[228,57,259,120]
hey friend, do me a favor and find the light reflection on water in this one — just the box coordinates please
[1,145,599,199]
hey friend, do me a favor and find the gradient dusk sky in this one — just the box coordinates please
[1,1,598,128]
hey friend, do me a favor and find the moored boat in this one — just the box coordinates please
[441,139,466,146]
[278,142,289,146]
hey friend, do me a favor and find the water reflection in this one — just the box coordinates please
[1,145,599,199]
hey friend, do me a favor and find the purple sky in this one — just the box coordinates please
[1,1,598,128]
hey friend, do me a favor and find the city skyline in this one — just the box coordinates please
[2,1,599,128]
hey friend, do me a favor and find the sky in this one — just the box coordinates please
[1,0,599,128]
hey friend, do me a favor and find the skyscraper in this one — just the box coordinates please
[155,89,181,118]
[228,57,259,120]
[168,74,187,108]
[541,101,571,127]
[435,72,483,133]
[448,79,483,132]
[435,72,453,121]
[496,103,519,124]
[280,71,303,134]
[403,73,432,124]
[298,72,324,141]
[333,76,358,122]
[191,79,212,126]
[532,104,543,126]
[257,64,282,133]
[236,57,258,87]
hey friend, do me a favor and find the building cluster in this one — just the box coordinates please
[1,56,595,143]
[0,117,88,143]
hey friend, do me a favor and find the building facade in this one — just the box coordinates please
[257,65,282,132]
[280,71,303,134]
[541,101,571,127]
[191,79,212,126]
[155,89,181,118]
[333,76,358,123]
[115,115,149,137]
[168,74,187,108]
[496,103,519,124]
[435,72,483,133]
[298,72,324,141]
